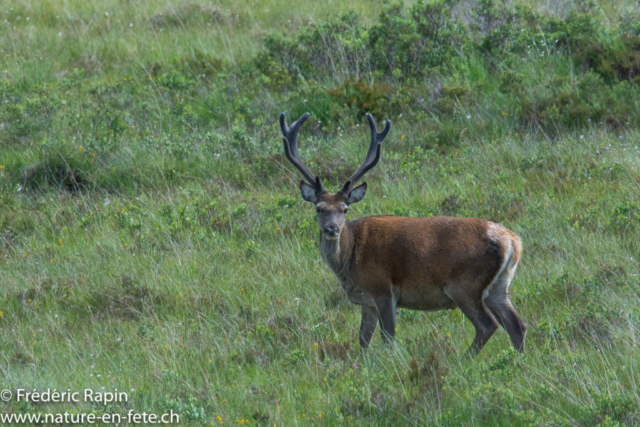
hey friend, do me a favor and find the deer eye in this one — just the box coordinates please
[343,208,349,214]
[316,207,324,213]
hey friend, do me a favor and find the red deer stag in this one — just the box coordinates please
[279,112,527,354]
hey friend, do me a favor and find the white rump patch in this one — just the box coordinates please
[485,221,504,242]
[483,221,517,302]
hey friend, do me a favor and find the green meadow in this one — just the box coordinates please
[1,0,640,425]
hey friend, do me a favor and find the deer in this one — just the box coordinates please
[279,112,527,355]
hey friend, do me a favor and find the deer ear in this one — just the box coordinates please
[299,181,318,203]
[347,183,367,204]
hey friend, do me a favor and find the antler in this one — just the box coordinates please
[280,112,325,193]
[339,113,391,195]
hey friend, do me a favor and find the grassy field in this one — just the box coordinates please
[2,0,640,425]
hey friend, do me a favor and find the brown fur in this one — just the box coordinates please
[314,198,526,354]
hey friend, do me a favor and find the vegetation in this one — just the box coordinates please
[1,0,640,425]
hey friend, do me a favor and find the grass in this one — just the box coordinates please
[1,0,640,425]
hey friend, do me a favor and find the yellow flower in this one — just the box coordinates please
[78,146,83,152]
[401,135,405,140]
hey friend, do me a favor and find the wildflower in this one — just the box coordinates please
[401,135,405,140]
[78,146,83,152]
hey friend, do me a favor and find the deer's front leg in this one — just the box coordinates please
[359,305,378,348]
[374,295,397,344]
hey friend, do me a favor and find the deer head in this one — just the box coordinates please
[280,112,391,240]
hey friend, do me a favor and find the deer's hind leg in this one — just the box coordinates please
[444,283,498,355]
[483,259,527,353]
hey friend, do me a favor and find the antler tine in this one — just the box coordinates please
[280,112,324,193]
[340,113,391,195]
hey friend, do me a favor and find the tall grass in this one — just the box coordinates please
[1,0,640,425]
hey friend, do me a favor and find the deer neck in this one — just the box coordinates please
[320,226,353,277]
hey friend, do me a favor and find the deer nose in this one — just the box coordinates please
[323,225,339,237]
